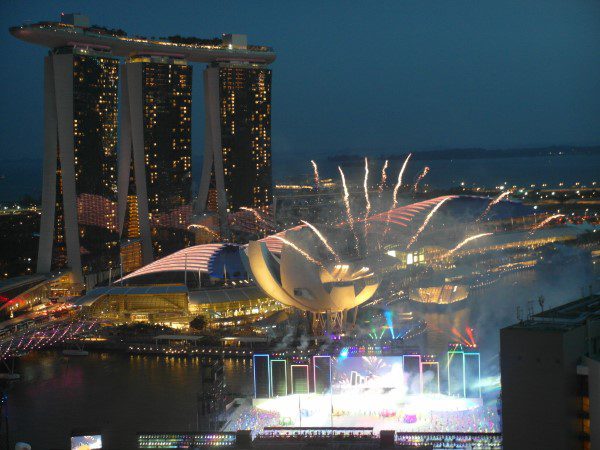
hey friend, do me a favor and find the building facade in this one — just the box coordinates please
[119,56,193,265]
[38,47,120,283]
[197,42,273,237]
[12,16,275,282]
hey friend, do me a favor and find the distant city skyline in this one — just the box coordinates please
[2,0,599,168]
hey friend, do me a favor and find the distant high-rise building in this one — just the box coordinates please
[197,37,272,235]
[119,56,193,263]
[37,47,119,283]
[217,63,272,212]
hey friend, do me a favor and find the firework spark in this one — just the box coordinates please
[451,327,471,346]
[310,160,319,191]
[378,160,389,194]
[240,206,275,231]
[529,214,565,234]
[444,232,493,256]
[301,220,340,261]
[407,197,453,249]
[392,153,412,209]
[273,236,322,267]
[338,166,359,250]
[465,327,477,347]
[477,190,512,221]
[338,166,353,225]
[187,224,219,239]
[413,166,430,192]
[380,154,412,246]
[363,157,371,218]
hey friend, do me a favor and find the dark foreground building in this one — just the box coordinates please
[500,294,600,450]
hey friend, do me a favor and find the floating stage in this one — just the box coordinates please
[251,392,487,432]
[224,349,500,434]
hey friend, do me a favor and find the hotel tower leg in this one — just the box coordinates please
[118,64,154,266]
[38,54,83,284]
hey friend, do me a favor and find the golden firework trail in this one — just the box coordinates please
[378,159,389,194]
[477,189,512,222]
[187,224,219,239]
[338,166,360,252]
[273,236,322,267]
[363,158,372,239]
[529,214,565,234]
[301,220,340,261]
[240,206,274,231]
[381,154,412,246]
[310,160,319,191]
[392,153,412,209]
[444,232,492,257]
[363,157,371,218]
[413,166,430,192]
[338,166,351,220]
[407,196,453,249]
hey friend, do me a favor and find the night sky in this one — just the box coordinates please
[1,0,599,167]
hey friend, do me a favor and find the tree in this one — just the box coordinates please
[190,315,207,331]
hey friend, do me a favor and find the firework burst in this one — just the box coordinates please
[393,153,412,209]
[378,160,389,194]
[477,190,512,222]
[240,206,275,232]
[363,157,371,219]
[301,220,340,261]
[465,327,477,347]
[338,166,360,252]
[381,154,413,246]
[407,196,453,250]
[413,166,430,192]
[529,214,565,234]
[187,223,219,239]
[310,160,319,191]
[273,236,322,267]
[444,232,493,257]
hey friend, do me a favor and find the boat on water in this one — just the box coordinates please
[0,373,20,380]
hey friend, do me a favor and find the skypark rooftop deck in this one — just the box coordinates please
[10,20,276,64]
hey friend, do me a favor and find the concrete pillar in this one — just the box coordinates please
[117,65,132,238]
[52,54,83,284]
[198,66,229,237]
[37,56,58,274]
[122,62,154,265]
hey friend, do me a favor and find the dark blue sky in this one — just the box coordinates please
[2,0,599,168]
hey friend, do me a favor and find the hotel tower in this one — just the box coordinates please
[11,13,275,283]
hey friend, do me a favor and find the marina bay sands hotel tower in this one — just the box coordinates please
[11,13,275,284]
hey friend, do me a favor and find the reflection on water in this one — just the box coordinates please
[223,357,253,396]
[8,261,598,448]
[9,352,253,449]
